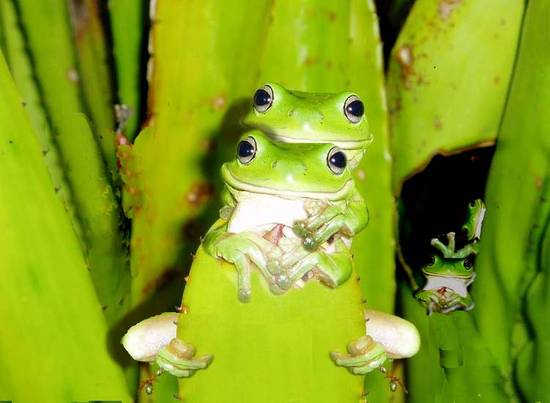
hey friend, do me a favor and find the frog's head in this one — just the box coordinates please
[421,254,475,279]
[462,199,486,241]
[222,130,354,200]
[242,83,372,163]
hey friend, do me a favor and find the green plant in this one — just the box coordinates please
[0,0,547,401]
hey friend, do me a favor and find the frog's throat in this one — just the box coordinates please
[222,166,353,201]
[265,131,373,151]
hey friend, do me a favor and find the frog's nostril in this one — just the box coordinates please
[272,160,279,169]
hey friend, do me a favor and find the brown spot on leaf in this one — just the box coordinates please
[202,138,217,153]
[535,176,543,189]
[175,304,189,314]
[67,68,80,83]
[304,56,318,66]
[328,11,337,22]
[438,0,462,21]
[494,75,501,85]
[434,116,443,130]
[186,182,214,207]
[68,0,89,40]
[212,94,226,111]
[396,45,415,89]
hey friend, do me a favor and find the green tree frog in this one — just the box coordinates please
[122,87,420,402]
[415,200,486,314]
[203,130,368,302]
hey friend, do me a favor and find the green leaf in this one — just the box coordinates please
[387,0,524,191]
[15,0,131,325]
[472,1,550,401]
[0,51,131,403]
[69,0,117,173]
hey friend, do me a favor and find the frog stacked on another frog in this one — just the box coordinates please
[204,83,374,302]
[122,84,420,402]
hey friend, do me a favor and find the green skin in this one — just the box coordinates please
[153,130,387,379]
[243,82,372,161]
[415,200,485,314]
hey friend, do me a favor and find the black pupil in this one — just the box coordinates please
[238,141,254,158]
[254,89,271,106]
[464,258,473,269]
[346,100,364,117]
[330,151,346,169]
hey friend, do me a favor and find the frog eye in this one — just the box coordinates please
[463,257,474,270]
[253,85,274,113]
[343,95,364,123]
[327,147,347,175]
[237,137,257,164]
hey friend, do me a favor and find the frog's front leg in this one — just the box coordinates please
[274,238,353,289]
[294,189,368,251]
[156,338,213,377]
[122,313,213,379]
[330,336,387,375]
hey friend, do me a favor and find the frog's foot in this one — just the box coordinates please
[330,336,387,375]
[415,288,474,314]
[156,338,213,378]
[293,203,347,251]
[274,241,353,290]
[439,292,475,314]
[430,232,457,258]
[431,232,479,259]
[122,313,213,378]
[211,232,283,301]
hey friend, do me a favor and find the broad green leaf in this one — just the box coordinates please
[387,0,523,192]
[16,0,131,325]
[473,2,550,401]
[0,51,131,403]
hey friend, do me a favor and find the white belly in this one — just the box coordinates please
[424,275,470,297]
[228,192,308,233]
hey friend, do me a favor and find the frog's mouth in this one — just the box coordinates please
[222,166,353,201]
[267,132,372,151]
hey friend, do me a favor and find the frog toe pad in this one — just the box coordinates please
[330,336,387,375]
[156,338,213,378]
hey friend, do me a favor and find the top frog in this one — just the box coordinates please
[243,82,373,162]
